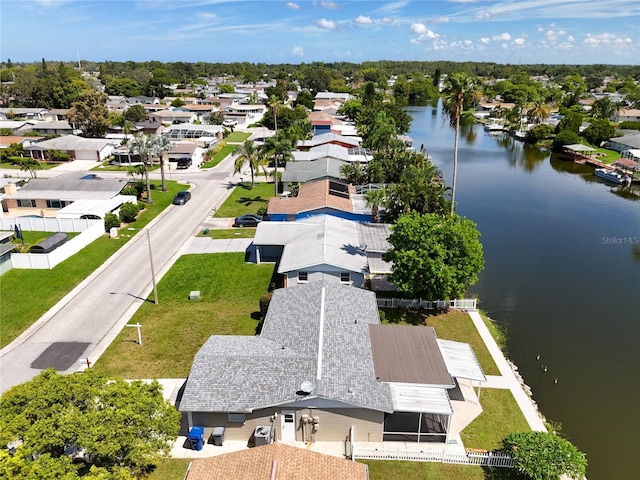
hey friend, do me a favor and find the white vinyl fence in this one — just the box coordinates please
[377,297,477,311]
[3,217,104,270]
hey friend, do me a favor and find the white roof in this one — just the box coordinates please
[389,383,453,414]
[56,195,136,219]
[437,339,487,383]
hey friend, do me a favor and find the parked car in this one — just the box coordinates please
[176,158,192,169]
[172,191,191,205]
[233,214,263,227]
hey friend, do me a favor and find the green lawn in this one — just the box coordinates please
[10,231,79,252]
[224,131,251,143]
[214,182,274,218]
[198,228,256,239]
[91,160,159,172]
[0,181,186,348]
[363,461,485,480]
[94,253,274,378]
[381,309,500,376]
[460,389,530,450]
[0,161,59,170]
[201,144,236,168]
[593,147,623,163]
[147,458,191,480]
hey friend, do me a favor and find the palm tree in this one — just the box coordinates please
[19,158,43,179]
[527,100,552,124]
[268,95,280,133]
[151,135,172,192]
[443,71,476,217]
[263,131,292,196]
[364,188,386,223]
[129,135,156,203]
[234,140,261,187]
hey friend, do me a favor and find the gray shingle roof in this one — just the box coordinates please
[5,173,126,200]
[179,282,393,413]
[281,158,345,183]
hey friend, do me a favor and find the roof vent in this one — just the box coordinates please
[297,380,316,396]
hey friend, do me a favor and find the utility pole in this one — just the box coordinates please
[146,229,159,305]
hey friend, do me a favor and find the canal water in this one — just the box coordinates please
[406,102,640,480]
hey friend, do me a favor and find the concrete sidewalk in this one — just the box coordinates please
[185,237,253,254]
[467,310,547,432]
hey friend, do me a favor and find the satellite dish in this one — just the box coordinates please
[299,380,316,395]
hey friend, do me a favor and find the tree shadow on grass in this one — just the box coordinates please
[237,196,269,206]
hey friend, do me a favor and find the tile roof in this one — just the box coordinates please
[185,443,367,480]
[179,282,393,413]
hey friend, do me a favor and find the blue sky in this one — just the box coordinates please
[2,0,639,65]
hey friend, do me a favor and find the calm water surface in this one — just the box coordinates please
[407,102,640,480]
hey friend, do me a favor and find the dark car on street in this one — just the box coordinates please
[172,191,191,205]
[233,214,263,227]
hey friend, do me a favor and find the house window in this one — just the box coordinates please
[17,199,36,208]
[298,271,308,283]
[46,200,68,209]
[228,413,245,423]
[340,272,351,284]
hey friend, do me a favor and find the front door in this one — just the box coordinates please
[280,411,296,442]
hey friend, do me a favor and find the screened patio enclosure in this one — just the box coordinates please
[384,384,453,443]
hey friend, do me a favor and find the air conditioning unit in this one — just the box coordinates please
[254,426,271,446]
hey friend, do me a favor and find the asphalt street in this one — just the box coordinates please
[0,151,244,392]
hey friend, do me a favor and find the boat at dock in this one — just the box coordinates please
[594,167,631,185]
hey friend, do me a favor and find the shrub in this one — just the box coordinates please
[256,205,268,216]
[104,213,121,232]
[134,181,145,196]
[259,293,272,319]
[120,185,139,197]
[552,130,581,152]
[525,124,554,143]
[619,121,640,131]
[119,202,139,223]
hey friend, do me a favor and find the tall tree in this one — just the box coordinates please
[443,72,476,217]
[68,90,110,137]
[0,369,180,478]
[129,134,159,203]
[385,212,484,299]
[234,140,261,187]
[152,135,172,192]
[263,131,292,195]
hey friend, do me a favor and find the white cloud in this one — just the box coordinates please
[292,45,304,56]
[410,22,428,34]
[492,32,511,41]
[475,10,492,20]
[315,18,337,30]
[480,37,490,44]
[431,16,450,24]
[318,1,338,9]
[410,30,440,44]
[583,32,632,47]
[381,17,394,24]
[355,15,373,25]
[567,35,575,42]
[285,2,300,10]
[514,38,525,45]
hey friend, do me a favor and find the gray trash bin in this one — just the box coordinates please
[210,426,225,446]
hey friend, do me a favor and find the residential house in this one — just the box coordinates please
[308,112,341,136]
[26,135,118,162]
[0,231,19,275]
[146,110,196,125]
[30,120,76,136]
[314,92,351,102]
[608,133,640,153]
[0,120,33,135]
[112,140,197,167]
[1,172,128,218]
[612,109,640,122]
[0,136,44,150]
[176,104,218,123]
[253,214,391,288]
[297,133,362,151]
[222,103,267,125]
[162,123,223,147]
[179,282,485,446]
[0,108,48,121]
[267,180,372,222]
[184,444,368,480]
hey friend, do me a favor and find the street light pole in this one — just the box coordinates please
[146,229,159,305]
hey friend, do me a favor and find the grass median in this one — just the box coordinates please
[0,180,185,348]
[94,252,274,378]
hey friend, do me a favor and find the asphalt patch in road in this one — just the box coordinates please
[31,342,91,371]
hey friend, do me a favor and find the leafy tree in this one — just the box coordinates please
[218,83,234,94]
[591,97,621,120]
[170,98,185,107]
[385,212,484,299]
[123,104,146,123]
[501,431,587,480]
[525,124,554,144]
[18,158,43,178]
[68,90,110,137]
[582,119,616,146]
[105,78,142,97]
[233,140,261,187]
[555,111,583,134]
[0,369,180,478]
[293,89,314,110]
[552,130,581,152]
[443,71,477,217]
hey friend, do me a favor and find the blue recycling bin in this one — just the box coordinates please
[187,426,205,451]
